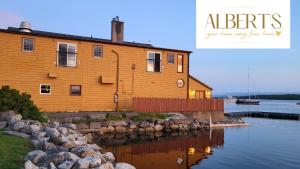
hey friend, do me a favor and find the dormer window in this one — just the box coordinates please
[57,43,77,67]
[22,38,34,52]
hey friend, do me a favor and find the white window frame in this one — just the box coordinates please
[147,51,162,72]
[22,38,34,52]
[57,42,77,67]
[40,84,51,95]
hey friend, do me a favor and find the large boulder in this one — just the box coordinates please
[115,162,136,169]
[24,150,47,164]
[0,110,16,121]
[24,160,39,169]
[7,114,22,126]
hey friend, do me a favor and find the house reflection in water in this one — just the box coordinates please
[103,129,224,169]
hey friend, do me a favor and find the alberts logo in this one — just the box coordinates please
[196,0,290,49]
[206,13,281,29]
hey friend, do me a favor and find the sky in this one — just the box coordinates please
[0,0,299,95]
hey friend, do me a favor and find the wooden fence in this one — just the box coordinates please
[132,97,224,113]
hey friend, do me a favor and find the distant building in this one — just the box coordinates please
[0,18,212,112]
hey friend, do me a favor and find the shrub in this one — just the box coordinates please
[0,86,47,122]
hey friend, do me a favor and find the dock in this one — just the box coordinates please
[227,112,300,120]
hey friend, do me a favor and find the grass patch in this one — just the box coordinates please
[105,113,126,121]
[0,133,32,169]
[131,112,172,122]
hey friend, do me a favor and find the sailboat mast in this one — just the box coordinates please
[248,68,250,100]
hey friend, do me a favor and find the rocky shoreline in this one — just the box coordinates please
[0,111,135,169]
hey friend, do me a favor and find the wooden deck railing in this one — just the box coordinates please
[132,97,224,113]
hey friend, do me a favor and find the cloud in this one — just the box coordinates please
[0,10,23,29]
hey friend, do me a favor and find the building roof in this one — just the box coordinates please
[189,75,213,90]
[0,27,192,53]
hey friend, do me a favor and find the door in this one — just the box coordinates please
[195,90,205,99]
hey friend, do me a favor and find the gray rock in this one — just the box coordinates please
[0,121,7,129]
[31,139,42,149]
[57,127,68,135]
[13,120,29,131]
[62,140,77,149]
[42,142,56,151]
[7,114,22,125]
[98,162,114,169]
[56,152,80,169]
[57,160,77,169]
[139,121,149,128]
[24,160,39,169]
[29,124,42,133]
[46,146,69,155]
[74,156,102,169]
[71,145,99,157]
[45,152,66,166]
[45,128,61,144]
[3,130,30,138]
[50,121,60,128]
[103,152,115,162]
[32,131,46,139]
[115,162,136,169]
[61,123,76,130]
[24,150,46,164]
[49,162,57,169]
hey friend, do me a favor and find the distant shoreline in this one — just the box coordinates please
[232,94,300,100]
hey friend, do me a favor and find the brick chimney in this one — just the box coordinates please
[111,16,124,43]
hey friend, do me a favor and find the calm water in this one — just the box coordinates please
[97,118,300,169]
[225,99,300,114]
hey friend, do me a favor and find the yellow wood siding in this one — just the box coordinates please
[189,76,212,99]
[0,32,189,112]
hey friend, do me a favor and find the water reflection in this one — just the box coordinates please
[93,129,224,169]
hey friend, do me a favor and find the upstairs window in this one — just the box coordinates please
[167,53,175,64]
[22,38,34,52]
[93,45,103,57]
[177,54,183,73]
[147,52,161,72]
[57,43,77,67]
